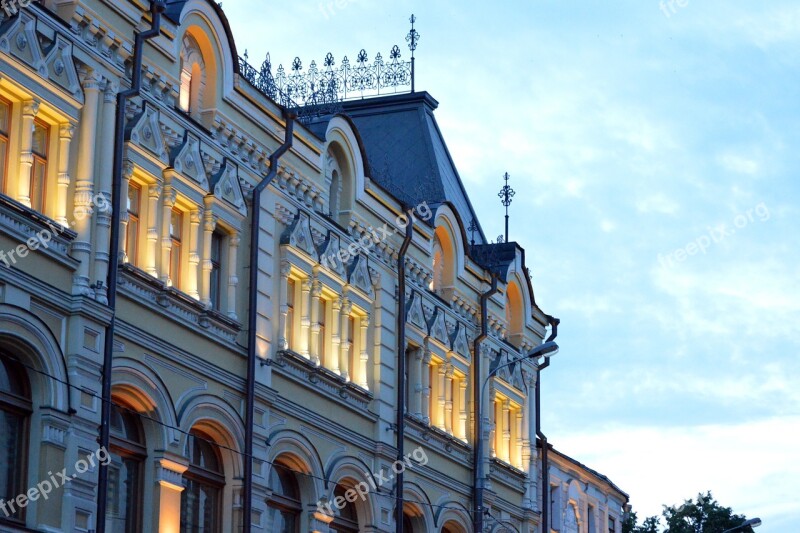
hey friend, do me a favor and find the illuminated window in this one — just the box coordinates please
[180,430,223,532]
[329,169,340,216]
[30,119,49,213]
[286,279,296,349]
[267,463,301,532]
[125,183,141,266]
[169,208,183,288]
[209,232,223,311]
[0,98,10,192]
[107,403,145,533]
[0,355,30,523]
[609,516,616,533]
[330,484,359,533]
[347,315,355,376]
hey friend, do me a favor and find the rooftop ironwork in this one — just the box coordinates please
[238,15,420,123]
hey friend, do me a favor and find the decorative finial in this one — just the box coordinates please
[406,14,420,92]
[468,218,479,247]
[498,172,515,243]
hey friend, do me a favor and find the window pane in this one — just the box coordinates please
[171,209,183,240]
[180,478,220,533]
[0,138,7,190]
[209,233,222,310]
[31,159,46,212]
[127,184,140,216]
[318,299,326,360]
[32,121,48,157]
[126,218,138,266]
[0,100,9,133]
[286,280,295,348]
[107,456,141,533]
[0,411,24,518]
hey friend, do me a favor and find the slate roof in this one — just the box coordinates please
[310,92,487,244]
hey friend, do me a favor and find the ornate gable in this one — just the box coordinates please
[210,158,247,216]
[171,131,209,189]
[428,308,448,345]
[348,254,373,298]
[450,322,471,361]
[0,12,45,75]
[318,232,347,277]
[406,291,427,331]
[128,102,167,162]
[281,211,318,260]
[42,34,80,98]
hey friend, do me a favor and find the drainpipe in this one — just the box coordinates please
[473,273,498,533]
[97,2,165,532]
[243,111,295,533]
[536,314,560,533]
[395,216,413,533]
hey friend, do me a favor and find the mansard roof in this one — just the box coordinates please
[327,91,488,245]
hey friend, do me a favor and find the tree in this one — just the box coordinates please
[624,492,754,533]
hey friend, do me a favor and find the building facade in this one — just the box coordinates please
[0,1,627,532]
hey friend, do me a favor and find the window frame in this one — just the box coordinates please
[209,231,224,311]
[0,96,11,194]
[0,355,32,524]
[266,463,301,533]
[180,430,224,533]
[169,207,184,288]
[125,182,142,266]
[286,278,296,350]
[108,402,146,533]
[30,118,49,214]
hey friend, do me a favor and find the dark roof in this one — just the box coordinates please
[324,92,488,244]
[540,439,630,501]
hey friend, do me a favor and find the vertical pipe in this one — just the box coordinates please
[395,217,413,533]
[97,3,165,532]
[243,112,295,533]
[537,315,559,533]
[473,274,498,533]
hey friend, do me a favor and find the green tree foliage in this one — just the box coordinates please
[623,492,755,533]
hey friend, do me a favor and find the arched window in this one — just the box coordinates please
[0,355,30,523]
[442,521,466,533]
[267,462,301,532]
[330,484,359,533]
[430,234,444,294]
[430,224,456,298]
[329,169,340,217]
[179,34,206,119]
[506,282,524,347]
[107,403,145,533]
[180,430,223,532]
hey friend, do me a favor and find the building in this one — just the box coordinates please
[0,0,628,532]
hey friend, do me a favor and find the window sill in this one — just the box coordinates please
[118,263,241,345]
[271,349,375,414]
[404,415,472,466]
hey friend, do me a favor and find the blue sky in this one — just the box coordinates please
[226,1,800,530]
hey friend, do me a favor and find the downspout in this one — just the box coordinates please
[473,274,498,533]
[97,3,165,532]
[243,111,295,533]
[536,314,560,533]
[395,216,413,533]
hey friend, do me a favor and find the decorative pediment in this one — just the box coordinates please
[0,12,45,75]
[428,308,448,345]
[210,158,247,216]
[406,291,426,330]
[128,102,167,162]
[348,254,373,298]
[171,131,209,189]
[450,322,471,361]
[318,232,347,277]
[42,34,80,98]
[281,211,317,260]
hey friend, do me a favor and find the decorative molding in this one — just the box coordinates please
[210,158,248,216]
[170,131,210,189]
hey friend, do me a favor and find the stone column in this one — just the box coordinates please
[72,72,102,295]
[92,80,117,302]
[444,364,454,435]
[145,183,161,276]
[358,313,369,389]
[16,99,39,207]
[299,278,312,359]
[200,205,216,307]
[421,348,431,424]
[502,399,511,463]
[153,457,188,533]
[309,278,321,365]
[55,123,74,227]
[330,298,342,374]
[227,230,239,319]
[160,184,176,285]
[187,208,201,299]
[339,298,352,381]
[515,408,524,468]
[278,260,291,350]
[118,161,133,263]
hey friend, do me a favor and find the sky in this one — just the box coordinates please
[224,1,800,530]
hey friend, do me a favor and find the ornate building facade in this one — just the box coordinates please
[0,1,627,532]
